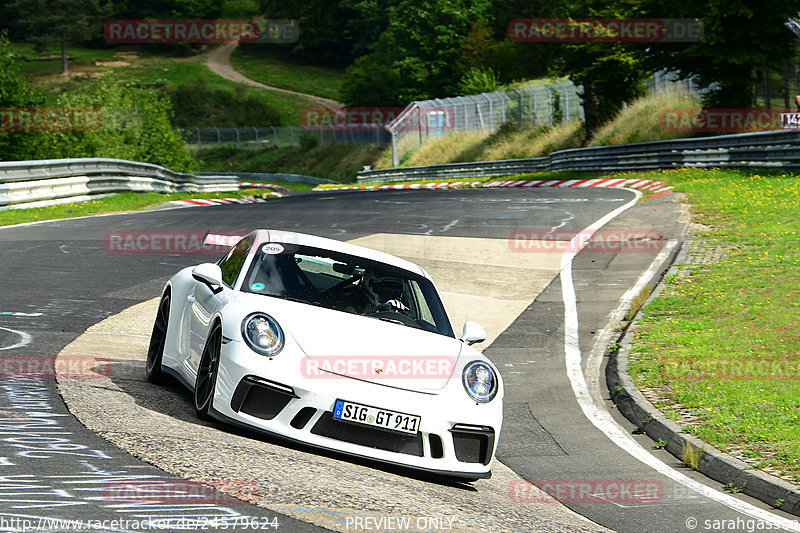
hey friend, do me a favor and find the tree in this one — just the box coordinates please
[254,0,397,67]
[555,40,649,137]
[0,30,46,161]
[341,0,501,106]
[550,1,651,138]
[8,0,112,74]
[643,0,800,108]
[257,0,354,66]
[114,0,224,19]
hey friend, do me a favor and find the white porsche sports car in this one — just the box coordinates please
[146,229,503,479]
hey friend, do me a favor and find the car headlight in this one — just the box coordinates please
[242,313,284,356]
[462,361,498,403]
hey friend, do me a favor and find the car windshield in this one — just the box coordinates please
[241,242,454,338]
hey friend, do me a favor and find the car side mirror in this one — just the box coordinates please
[192,263,224,294]
[460,321,486,346]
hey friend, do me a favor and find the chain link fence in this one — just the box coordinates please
[646,70,702,95]
[179,125,391,148]
[184,73,708,164]
[386,81,585,167]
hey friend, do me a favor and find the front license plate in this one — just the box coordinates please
[333,400,421,435]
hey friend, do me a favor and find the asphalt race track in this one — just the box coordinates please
[1,187,798,532]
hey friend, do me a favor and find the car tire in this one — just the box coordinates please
[146,292,170,384]
[194,321,222,420]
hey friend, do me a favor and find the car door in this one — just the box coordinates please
[187,235,255,375]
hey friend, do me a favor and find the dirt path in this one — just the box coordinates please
[206,41,343,109]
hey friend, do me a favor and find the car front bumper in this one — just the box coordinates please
[209,340,503,478]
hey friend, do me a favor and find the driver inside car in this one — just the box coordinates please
[360,271,409,314]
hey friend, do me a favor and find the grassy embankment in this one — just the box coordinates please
[13,42,324,125]
[625,169,800,487]
[229,46,344,103]
[382,87,701,169]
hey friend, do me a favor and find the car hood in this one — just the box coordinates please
[238,294,463,391]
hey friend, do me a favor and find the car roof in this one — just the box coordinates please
[251,229,428,278]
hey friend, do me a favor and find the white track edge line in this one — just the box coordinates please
[561,191,800,530]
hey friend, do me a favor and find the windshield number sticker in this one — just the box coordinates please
[262,243,284,254]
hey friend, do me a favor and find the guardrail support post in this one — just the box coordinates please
[483,94,494,131]
[562,83,570,122]
[510,88,522,127]
[543,85,555,126]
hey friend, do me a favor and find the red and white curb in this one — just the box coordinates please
[485,178,672,192]
[238,182,290,194]
[320,178,673,193]
[171,178,673,207]
[169,182,289,208]
[169,197,267,207]
[324,181,478,191]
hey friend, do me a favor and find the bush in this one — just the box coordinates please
[299,133,319,151]
[40,76,197,172]
[170,77,282,127]
[458,67,501,95]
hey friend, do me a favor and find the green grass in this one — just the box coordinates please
[627,167,800,482]
[14,43,321,124]
[230,45,344,102]
[0,188,288,227]
[374,121,585,169]
[13,42,120,75]
[588,88,702,146]
[219,0,261,17]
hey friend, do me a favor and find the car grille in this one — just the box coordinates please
[311,412,424,457]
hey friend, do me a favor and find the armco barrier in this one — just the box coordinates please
[357,130,800,182]
[197,172,338,185]
[0,158,239,209]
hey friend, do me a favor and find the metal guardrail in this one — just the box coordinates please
[0,158,239,209]
[358,130,800,182]
[197,172,338,185]
[180,126,391,148]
